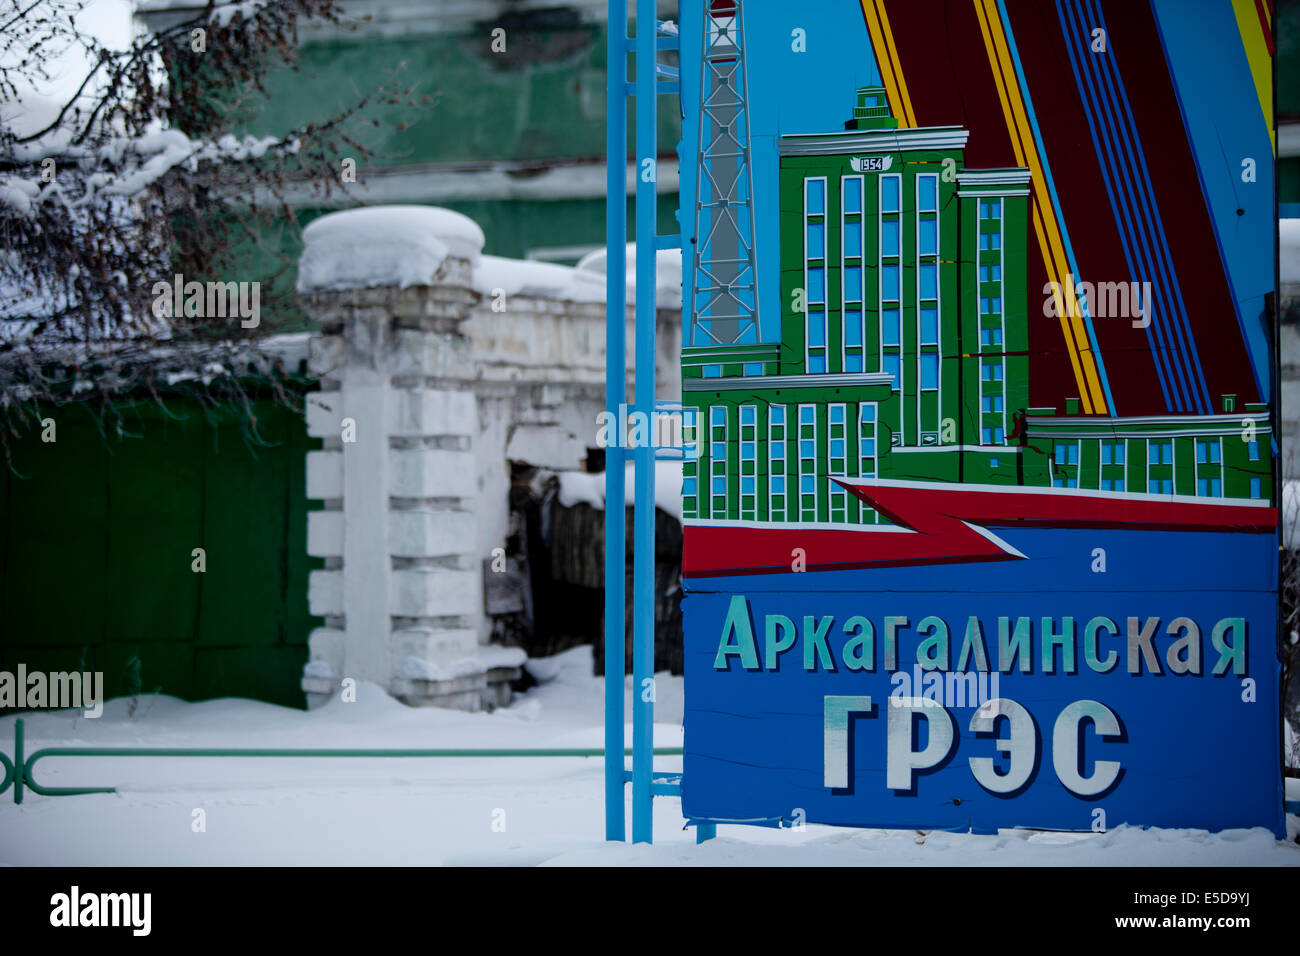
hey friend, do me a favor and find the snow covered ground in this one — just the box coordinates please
[0,646,1296,866]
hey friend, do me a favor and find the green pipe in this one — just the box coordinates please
[13,718,21,805]
[4,720,684,801]
[0,742,13,802]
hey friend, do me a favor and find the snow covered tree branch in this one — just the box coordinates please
[0,0,431,450]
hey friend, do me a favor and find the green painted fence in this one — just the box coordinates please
[0,397,321,711]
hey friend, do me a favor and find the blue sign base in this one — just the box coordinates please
[682,527,1286,838]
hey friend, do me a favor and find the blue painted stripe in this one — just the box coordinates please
[995,0,1116,414]
[1148,0,1274,401]
[1060,0,1214,413]
[1079,0,1211,413]
[1056,0,1183,411]
[1061,0,1207,413]
[1073,0,1208,413]
[1064,0,1209,413]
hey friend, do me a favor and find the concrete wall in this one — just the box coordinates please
[297,210,679,709]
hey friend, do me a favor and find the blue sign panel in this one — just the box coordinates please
[677,0,1284,836]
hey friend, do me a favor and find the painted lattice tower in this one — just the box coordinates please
[689,0,759,346]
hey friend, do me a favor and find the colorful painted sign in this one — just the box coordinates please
[678,0,1284,835]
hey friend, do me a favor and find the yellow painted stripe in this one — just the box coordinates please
[971,0,1097,401]
[858,0,915,128]
[857,1,901,124]
[982,1,1102,412]
[980,2,1100,409]
[1232,0,1274,154]
[974,0,1107,413]
[1031,205,1088,406]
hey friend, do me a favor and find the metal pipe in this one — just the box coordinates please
[631,0,658,846]
[12,717,21,805]
[1,716,684,803]
[604,0,630,844]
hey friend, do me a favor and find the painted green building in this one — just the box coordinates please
[681,86,1274,525]
[141,0,681,267]
[1022,402,1272,500]
[682,87,1032,524]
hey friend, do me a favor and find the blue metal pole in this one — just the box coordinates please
[604,0,628,844]
[632,0,657,845]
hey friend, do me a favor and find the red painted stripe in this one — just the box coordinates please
[1254,0,1274,56]
[841,481,1278,534]
[682,482,1275,577]
[682,524,1020,577]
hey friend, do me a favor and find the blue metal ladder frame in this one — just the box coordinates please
[605,0,714,846]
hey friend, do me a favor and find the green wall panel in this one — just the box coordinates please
[0,398,319,713]
[3,415,109,644]
[197,409,293,647]
[245,28,678,168]
[193,647,311,709]
[106,417,204,643]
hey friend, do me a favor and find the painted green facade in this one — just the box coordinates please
[1022,404,1272,500]
[238,12,681,264]
[208,10,682,331]
[681,87,1275,525]
[0,399,322,710]
[683,88,1034,523]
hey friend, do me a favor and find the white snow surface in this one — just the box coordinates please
[2,127,281,213]
[293,205,682,307]
[577,243,684,309]
[397,646,528,682]
[209,1,266,27]
[297,206,486,293]
[557,461,682,521]
[1,645,1294,866]
[472,254,606,303]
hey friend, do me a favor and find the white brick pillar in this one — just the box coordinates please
[296,206,499,709]
[386,386,483,703]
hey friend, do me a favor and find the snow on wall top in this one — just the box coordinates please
[296,205,485,293]
[296,204,684,308]
[576,243,684,310]
[472,255,606,303]
[557,461,682,522]
[475,244,683,308]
